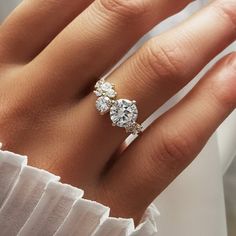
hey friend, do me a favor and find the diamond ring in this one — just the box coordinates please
[94,78,143,135]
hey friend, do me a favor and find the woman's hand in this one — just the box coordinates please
[0,0,236,223]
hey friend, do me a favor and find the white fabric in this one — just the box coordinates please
[0,150,27,207]
[55,199,110,236]
[0,151,159,236]
[18,182,84,236]
[0,164,59,236]
[92,218,134,236]
[0,1,236,235]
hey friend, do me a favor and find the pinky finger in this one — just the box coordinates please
[102,52,236,221]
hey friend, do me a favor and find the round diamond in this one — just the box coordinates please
[96,96,112,113]
[125,123,143,134]
[106,89,116,98]
[110,99,138,128]
[94,88,103,97]
[101,82,113,92]
[95,79,105,89]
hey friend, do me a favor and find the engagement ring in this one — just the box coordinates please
[94,78,143,135]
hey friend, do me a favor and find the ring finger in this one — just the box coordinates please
[74,0,236,177]
[102,52,236,221]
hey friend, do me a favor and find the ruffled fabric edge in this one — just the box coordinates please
[0,148,159,235]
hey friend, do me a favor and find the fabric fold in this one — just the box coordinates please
[0,164,59,236]
[0,149,159,236]
[55,198,110,236]
[91,217,135,236]
[18,182,84,236]
[0,150,27,207]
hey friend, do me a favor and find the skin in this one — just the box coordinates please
[0,0,236,224]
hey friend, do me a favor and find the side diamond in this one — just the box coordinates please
[94,88,103,97]
[106,89,117,98]
[125,123,143,134]
[95,78,105,89]
[101,82,113,91]
[94,79,116,98]
[96,96,112,114]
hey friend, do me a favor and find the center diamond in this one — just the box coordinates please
[110,99,138,128]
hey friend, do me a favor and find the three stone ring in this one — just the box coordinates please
[94,78,143,135]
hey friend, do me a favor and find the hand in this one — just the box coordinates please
[0,0,236,223]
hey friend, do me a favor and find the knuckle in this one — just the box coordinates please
[209,53,236,107]
[213,0,236,32]
[158,130,195,164]
[98,0,150,19]
[225,52,236,75]
[142,38,186,87]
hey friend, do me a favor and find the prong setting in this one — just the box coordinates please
[94,78,142,135]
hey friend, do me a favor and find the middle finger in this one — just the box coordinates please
[26,0,192,98]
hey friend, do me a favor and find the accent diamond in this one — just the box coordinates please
[125,122,143,134]
[95,78,105,89]
[101,82,113,91]
[94,79,116,98]
[96,96,112,113]
[94,89,103,97]
[106,89,117,98]
[110,99,138,128]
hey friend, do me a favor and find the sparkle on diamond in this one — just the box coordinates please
[110,99,138,128]
[94,79,116,98]
[96,96,112,113]
[100,82,113,91]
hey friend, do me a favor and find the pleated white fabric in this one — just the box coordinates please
[0,150,27,207]
[0,166,59,236]
[55,199,110,236]
[0,150,159,236]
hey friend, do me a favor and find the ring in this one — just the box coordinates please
[94,78,143,135]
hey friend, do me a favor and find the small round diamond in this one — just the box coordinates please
[106,89,116,98]
[101,82,113,92]
[125,123,143,134]
[96,96,112,113]
[95,79,105,89]
[94,79,116,98]
[94,88,103,97]
[110,99,138,128]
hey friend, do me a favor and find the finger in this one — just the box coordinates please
[101,53,236,221]
[75,0,236,176]
[0,0,93,63]
[27,0,192,95]
[108,0,236,121]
